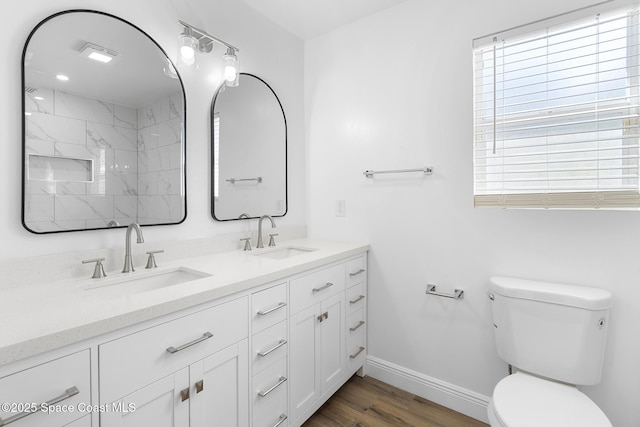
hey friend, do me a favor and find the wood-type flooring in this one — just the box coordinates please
[302,375,489,427]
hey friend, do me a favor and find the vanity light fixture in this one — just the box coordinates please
[178,20,240,85]
[223,48,239,87]
[178,27,198,67]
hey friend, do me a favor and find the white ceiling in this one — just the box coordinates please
[241,0,410,40]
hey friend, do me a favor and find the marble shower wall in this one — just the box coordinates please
[24,89,184,232]
[137,94,184,225]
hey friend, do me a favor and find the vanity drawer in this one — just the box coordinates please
[0,350,90,427]
[346,255,366,287]
[290,264,345,313]
[347,309,366,372]
[99,296,248,403]
[252,282,287,334]
[346,280,366,316]
[252,320,287,374]
[253,357,288,427]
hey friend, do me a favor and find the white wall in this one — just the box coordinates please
[0,0,304,260]
[305,0,640,425]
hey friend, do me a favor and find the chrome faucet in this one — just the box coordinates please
[122,223,144,273]
[256,215,276,248]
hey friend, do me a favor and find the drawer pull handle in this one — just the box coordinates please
[272,414,288,427]
[195,380,204,394]
[166,332,213,354]
[258,376,287,397]
[0,386,79,426]
[180,388,190,402]
[349,320,366,332]
[349,294,365,304]
[350,346,366,359]
[257,302,287,316]
[258,339,287,357]
[312,282,334,293]
[349,268,365,276]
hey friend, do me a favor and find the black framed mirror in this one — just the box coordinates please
[22,10,187,233]
[211,73,287,221]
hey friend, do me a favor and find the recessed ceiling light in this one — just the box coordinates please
[34,96,44,101]
[80,43,119,64]
[56,74,69,81]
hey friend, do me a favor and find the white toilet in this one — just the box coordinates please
[488,276,613,427]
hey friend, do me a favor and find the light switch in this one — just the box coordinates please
[335,200,346,217]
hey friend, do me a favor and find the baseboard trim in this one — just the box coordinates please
[366,355,491,423]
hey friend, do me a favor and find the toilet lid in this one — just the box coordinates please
[490,372,612,427]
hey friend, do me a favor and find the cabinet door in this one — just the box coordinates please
[191,340,249,427]
[289,303,321,422]
[320,292,346,394]
[0,350,91,427]
[101,368,189,427]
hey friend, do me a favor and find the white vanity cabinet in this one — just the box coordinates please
[100,340,248,427]
[289,264,347,424]
[288,255,368,427]
[99,297,249,427]
[0,350,92,427]
[250,283,289,427]
[0,243,368,427]
[346,256,367,372]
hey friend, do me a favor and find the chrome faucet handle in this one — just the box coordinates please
[268,233,279,247]
[82,258,107,279]
[240,237,252,251]
[145,250,164,269]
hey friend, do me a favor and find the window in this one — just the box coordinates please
[473,4,640,208]
[213,112,220,200]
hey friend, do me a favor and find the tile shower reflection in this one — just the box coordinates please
[24,89,184,232]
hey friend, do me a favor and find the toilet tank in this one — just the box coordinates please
[489,276,612,385]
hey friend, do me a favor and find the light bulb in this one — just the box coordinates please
[178,33,198,67]
[224,63,237,82]
[223,48,239,87]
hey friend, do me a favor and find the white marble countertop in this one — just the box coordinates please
[0,238,369,366]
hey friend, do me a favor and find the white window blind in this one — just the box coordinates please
[213,113,220,200]
[473,4,640,208]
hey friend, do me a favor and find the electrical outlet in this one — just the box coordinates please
[335,200,346,217]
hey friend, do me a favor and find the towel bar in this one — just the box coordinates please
[426,284,464,300]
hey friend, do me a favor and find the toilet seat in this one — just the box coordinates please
[488,372,612,427]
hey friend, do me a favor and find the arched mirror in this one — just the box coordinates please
[22,10,186,233]
[211,73,287,221]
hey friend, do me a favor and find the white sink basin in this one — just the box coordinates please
[82,267,211,293]
[252,246,318,260]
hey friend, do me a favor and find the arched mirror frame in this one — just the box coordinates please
[21,9,187,234]
[210,73,288,221]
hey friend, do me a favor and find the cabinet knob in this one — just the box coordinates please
[180,388,190,402]
[195,380,204,394]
